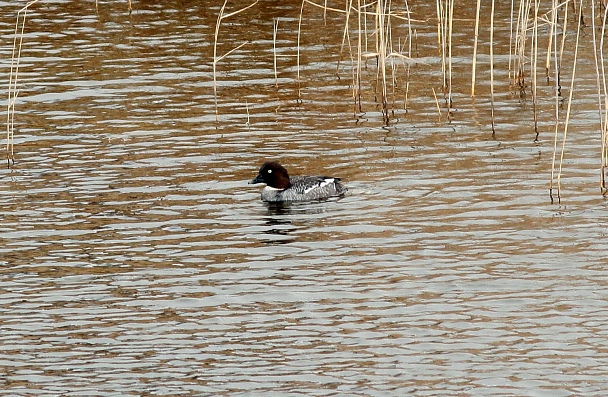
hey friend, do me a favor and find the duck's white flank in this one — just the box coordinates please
[304,178,334,194]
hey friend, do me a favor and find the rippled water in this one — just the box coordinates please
[2,1,608,396]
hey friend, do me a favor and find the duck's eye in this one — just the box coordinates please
[267,169,272,174]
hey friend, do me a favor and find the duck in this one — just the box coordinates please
[249,161,347,202]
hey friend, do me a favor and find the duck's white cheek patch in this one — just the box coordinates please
[304,178,334,194]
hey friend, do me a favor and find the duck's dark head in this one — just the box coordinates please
[249,161,291,189]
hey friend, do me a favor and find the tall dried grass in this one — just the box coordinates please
[293,0,608,200]
[7,1,608,200]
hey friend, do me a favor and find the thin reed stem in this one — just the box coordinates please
[596,2,608,193]
[432,87,442,121]
[472,0,481,97]
[376,0,389,124]
[355,0,363,114]
[296,1,310,100]
[436,0,446,91]
[549,0,561,203]
[558,0,569,91]
[545,0,556,76]
[532,0,539,137]
[508,0,515,81]
[335,1,353,81]
[555,0,584,202]
[273,18,279,88]
[7,0,39,167]
[212,0,258,121]
[447,0,454,117]
[490,0,496,136]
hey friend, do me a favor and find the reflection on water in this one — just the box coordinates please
[2,0,608,396]
[261,208,298,245]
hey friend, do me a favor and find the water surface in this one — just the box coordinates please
[1,1,608,396]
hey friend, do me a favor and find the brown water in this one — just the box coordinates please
[2,0,608,396]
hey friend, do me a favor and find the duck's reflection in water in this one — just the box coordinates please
[259,201,333,245]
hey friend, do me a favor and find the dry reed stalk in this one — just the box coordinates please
[297,0,347,97]
[300,0,377,120]
[363,0,371,53]
[6,0,38,168]
[404,0,412,58]
[403,0,412,114]
[471,0,481,97]
[447,0,453,115]
[512,0,530,91]
[297,1,305,98]
[388,3,399,120]
[340,0,363,115]
[376,0,390,124]
[551,0,584,203]
[590,0,602,190]
[436,0,453,116]
[404,64,410,114]
[531,0,539,136]
[436,0,446,92]
[508,0,515,81]
[316,0,352,105]
[432,87,442,121]
[595,2,608,193]
[378,2,416,123]
[512,0,521,86]
[302,0,347,14]
[602,8,608,194]
[364,0,405,123]
[354,0,363,114]
[545,0,556,76]
[273,18,279,89]
[490,0,496,135]
[333,2,352,76]
[212,0,258,121]
[558,1,568,92]
[305,0,415,122]
[549,1,562,203]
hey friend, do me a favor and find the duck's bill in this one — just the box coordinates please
[249,174,264,184]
